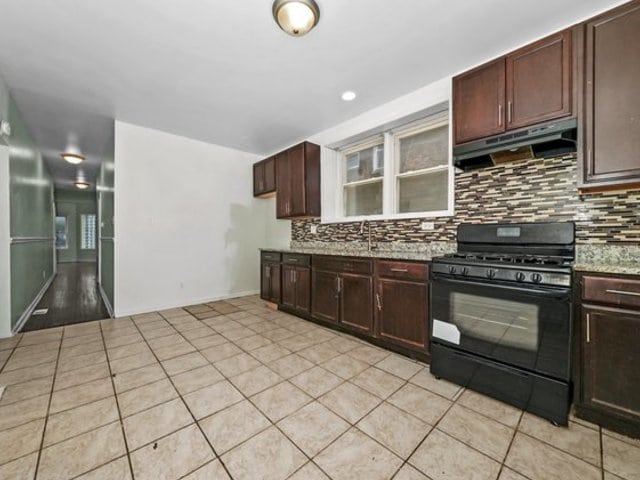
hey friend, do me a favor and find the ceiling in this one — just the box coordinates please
[0,0,627,189]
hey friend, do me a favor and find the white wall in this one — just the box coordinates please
[0,145,11,337]
[114,121,286,316]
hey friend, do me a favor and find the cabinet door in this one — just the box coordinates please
[311,270,339,323]
[295,267,311,314]
[582,2,640,188]
[264,157,276,193]
[376,279,429,352]
[281,265,296,309]
[506,30,571,130]
[260,263,271,300]
[253,161,265,196]
[288,143,306,216]
[582,305,640,421]
[268,264,281,304]
[340,274,373,334]
[276,152,290,218]
[453,58,506,144]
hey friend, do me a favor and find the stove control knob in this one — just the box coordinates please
[461,267,469,276]
[486,269,496,279]
[515,272,526,282]
[448,266,457,275]
[531,273,543,283]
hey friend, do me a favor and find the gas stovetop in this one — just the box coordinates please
[440,252,573,268]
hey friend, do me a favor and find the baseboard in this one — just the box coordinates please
[12,272,56,334]
[99,284,114,319]
[114,289,260,317]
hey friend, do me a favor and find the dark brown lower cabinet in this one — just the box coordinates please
[310,269,339,323]
[340,274,373,334]
[260,251,281,304]
[282,265,311,315]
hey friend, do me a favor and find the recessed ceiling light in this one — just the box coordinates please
[341,91,357,101]
[272,0,320,36]
[74,181,90,190]
[61,153,85,164]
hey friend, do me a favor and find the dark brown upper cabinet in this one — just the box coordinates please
[579,0,640,190]
[453,29,573,146]
[276,141,321,219]
[253,157,276,197]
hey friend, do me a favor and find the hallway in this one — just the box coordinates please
[21,263,110,332]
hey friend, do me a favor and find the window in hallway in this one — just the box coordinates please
[80,213,96,250]
[55,215,68,249]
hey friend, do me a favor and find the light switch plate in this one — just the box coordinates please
[310,225,318,234]
[421,222,435,231]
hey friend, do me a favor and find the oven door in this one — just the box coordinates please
[430,273,572,380]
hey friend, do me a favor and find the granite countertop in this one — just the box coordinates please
[574,245,640,276]
[573,263,640,276]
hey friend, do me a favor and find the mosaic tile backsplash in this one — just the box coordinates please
[291,155,640,245]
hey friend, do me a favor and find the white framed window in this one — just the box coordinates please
[329,112,452,222]
[80,214,96,250]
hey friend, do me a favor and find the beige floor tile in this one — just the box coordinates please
[222,426,306,480]
[183,379,243,419]
[221,326,256,341]
[277,334,319,352]
[180,326,215,341]
[190,334,227,350]
[321,354,369,380]
[200,342,242,363]
[319,381,381,424]
[44,397,119,446]
[214,352,262,377]
[288,462,330,480]
[75,456,132,480]
[346,344,391,364]
[50,377,114,414]
[505,433,601,480]
[130,424,215,480]
[603,433,640,480]
[113,363,166,393]
[519,412,601,466]
[409,368,464,400]
[394,464,431,480]
[58,340,104,361]
[0,362,56,386]
[19,330,62,347]
[107,341,150,361]
[141,325,176,340]
[326,336,362,354]
[262,327,296,342]
[250,343,292,363]
[297,342,341,364]
[118,378,178,417]
[357,402,431,458]
[251,381,312,422]
[278,401,350,456]
[199,400,271,454]
[3,348,58,371]
[153,341,196,361]
[498,468,529,480]
[375,354,422,380]
[604,429,640,448]
[229,364,282,396]
[457,390,522,428]
[410,429,501,480]
[57,351,108,373]
[54,362,110,391]
[0,334,21,351]
[0,452,38,479]
[268,353,314,379]
[37,422,126,480]
[61,332,101,349]
[604,472,625,480]
[351,366,405,399]
[123,398,193,449]
[63,322,100,338]
[438,404,514,461]
[388,383,452,424]
[210,319,243,333]
[183,460,231,480]
[291,366,343,398]
[109,350,157,374]
[0,375,52,406]
[249,321,282,335]
[172,364,224,395]
[159,307,188,318]
[161,351,208,376]
[233,334,272,351]
[315,428,402,480]
[103,332,143,349]
[0,418,45,465]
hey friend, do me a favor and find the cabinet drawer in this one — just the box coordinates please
[283,253,310,267]
[582,275,640,308]
[261,251,282,263]
[313,255,372,275]
[376,260,428,282]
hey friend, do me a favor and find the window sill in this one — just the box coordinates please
[320,208,453,224]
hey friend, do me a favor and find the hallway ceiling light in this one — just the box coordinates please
[61,153,85,164]
[341,90,357,101]
[74,181,90,189]
[272,0,320,36]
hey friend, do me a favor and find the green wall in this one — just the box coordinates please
[8,95,55,329]
[55,189,97,263]
[97,127,114,312]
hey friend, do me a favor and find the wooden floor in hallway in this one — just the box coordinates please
[21,262,110,332]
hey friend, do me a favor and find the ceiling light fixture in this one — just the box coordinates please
[272,0,320,36]
[61,153,85,164]
[74,181,91,190]
[341,91,357,101]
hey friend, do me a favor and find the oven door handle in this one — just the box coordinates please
[431,274,571,299]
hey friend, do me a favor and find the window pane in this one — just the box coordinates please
[345,144,384,183]
[345,181,383,216]
[81,214,96,250]
[399,125,448,173]
[398,170,449,213]
[55,216,68,249]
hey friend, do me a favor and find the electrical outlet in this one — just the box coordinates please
[310,225,318,234]
[420,222,435,231]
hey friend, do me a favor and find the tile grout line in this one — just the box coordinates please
[599,426,605,480]
[493,408,525,479]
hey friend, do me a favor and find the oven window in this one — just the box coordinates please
[450,292,539,352]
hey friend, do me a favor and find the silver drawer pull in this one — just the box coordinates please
[390,268,409,273]
[586,313,591,343]
[605,289,640,297]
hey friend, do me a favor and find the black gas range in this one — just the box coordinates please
[430,222,575,425]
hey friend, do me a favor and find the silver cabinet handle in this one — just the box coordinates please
[507,101,513,123]
[390,268,408,273]
[376,293,382,311]
[498,104,503,126]
[586,313,591,343]
[605,289,640,297]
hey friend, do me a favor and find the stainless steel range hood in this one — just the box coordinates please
[453,117,578,171]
